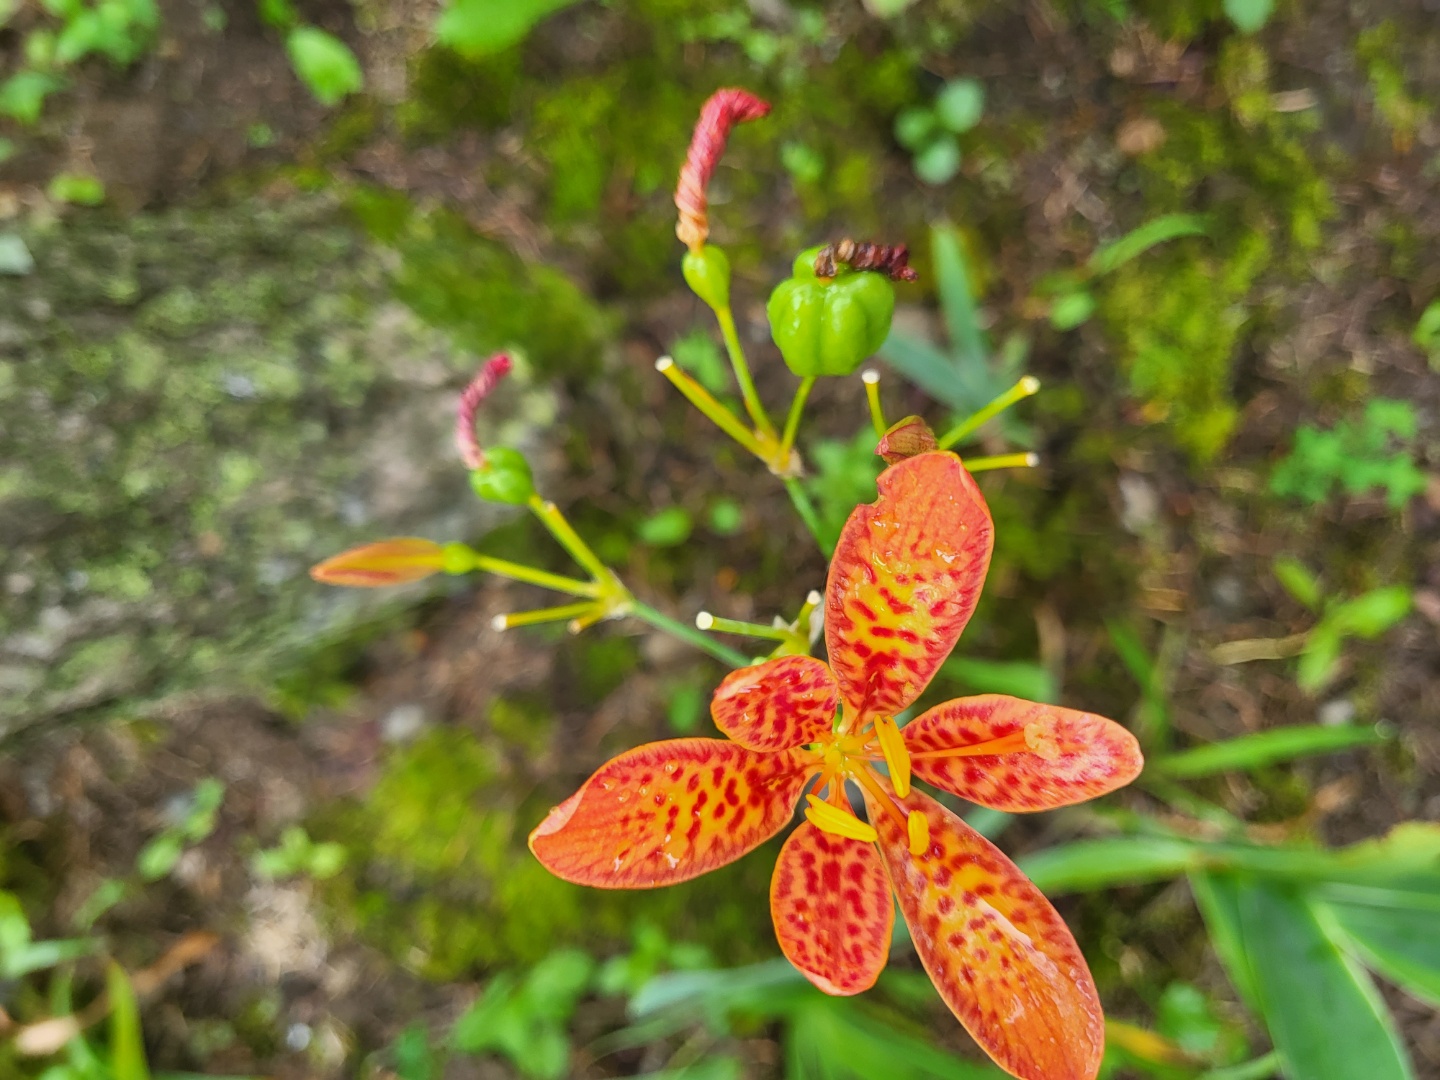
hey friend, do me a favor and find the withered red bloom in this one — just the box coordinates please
[674,88,771,253]
[309,538,446,587]
[529,452,1143,1080]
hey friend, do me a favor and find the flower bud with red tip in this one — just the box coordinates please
[310,538,446,588]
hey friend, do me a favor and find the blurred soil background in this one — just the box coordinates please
[2,0,1440,1077]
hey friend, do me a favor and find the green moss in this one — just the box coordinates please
[1098,64,1334,461]
[313,726,775,979]
[347,188,613,377]
[1356,22,1433,151]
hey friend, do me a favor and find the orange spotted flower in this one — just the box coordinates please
[529,451,1143,1080]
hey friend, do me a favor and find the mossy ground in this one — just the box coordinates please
[3,0,1440,1076]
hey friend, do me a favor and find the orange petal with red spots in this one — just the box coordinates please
[711,656,839,752]
[529,739,814,889]
[770,821,893,995]
[309,538,445,587]
[825,452,993,721]
[861,783,1104,1080]
[905,695,1144,813]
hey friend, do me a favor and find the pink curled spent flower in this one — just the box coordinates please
[456,353,515,470]
[675,88,771,253]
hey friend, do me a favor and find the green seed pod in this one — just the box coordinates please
[470,446,535,505]
[682,245,732,311]
[766,246,896,377]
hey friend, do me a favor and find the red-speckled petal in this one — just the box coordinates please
[711,656,840,752]
[529,740,814,889]
[770,821,893,995]
[826,452,993,721]
[905,696,1144,813]
[862,783,1104,1080]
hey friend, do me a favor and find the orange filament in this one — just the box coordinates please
[850,766,908,831]
[908,727,1034,760]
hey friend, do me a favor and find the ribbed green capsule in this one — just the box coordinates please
[766,246,896,377]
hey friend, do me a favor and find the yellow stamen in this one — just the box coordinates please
[964,452,1040,474]
[907,810,930,857]
[873,716,912,798]
[804,794,878,844]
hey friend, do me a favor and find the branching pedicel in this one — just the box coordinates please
[310,88,1140,1080]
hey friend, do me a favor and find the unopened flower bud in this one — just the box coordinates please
[469,446,534,505]
[877,415,938,464]
[682,245,731,311]
[310,538,446,588]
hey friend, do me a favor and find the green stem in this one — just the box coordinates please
[631,601,751,668]
[784,478,830,555]
[471,554,601,598]
[697,613,794,640]
[938,375,1041,449]
[778,375,815,464]
[716,305,777,440]
[862,370,886,437]
[964,452,1038,473]
[528,495,612,583]
[656,357,770,460]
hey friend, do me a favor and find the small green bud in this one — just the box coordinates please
[682,245,732,311]
[470,446,535,505]
[442,543,478,574]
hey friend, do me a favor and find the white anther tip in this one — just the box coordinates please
[806,590,822,606]
[1024,452,1041,467]
[655,356,674,372]
[491,614,509,631]
[1020,375,1041,394]
[566,619,583,635]
[861,369,880,384]
[695,611,715,630]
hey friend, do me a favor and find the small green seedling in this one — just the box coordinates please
[1274,556,1412,693]
[1034,213,1209,330]
[258,0,363,107]
[893,79,984,186]
[1412,299,1440,371]
[1270,398,1427,509]
[450,949,594,1080]
[251,826,347,880]
[1223,0,1274,34]
[136,778,224,881]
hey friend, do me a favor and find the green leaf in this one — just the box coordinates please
[47,171,105,206]
[1088,213,1209,276]
[285,27,362,107]
[934,79,984,134]
[434,0,583,59]
[893,106,937,150]
[136,833,183,881]
[1323,898,1440,1007]
[0,70,68,125]
[1237,880,1413,1080]
[1223,0,1274,34]
[1049,289,1097,330]
[1324,586,1412,639]
[1413,299,1440,359]
[391,1022,437,1080]
[0,232,35,276]
[1188,873,1260,1017]
[108,963,152,1080]
[1295,626,1342,693]
[879,332,980,414]
[1151,723,1389,779]
[1017,836,1201,894]
[913,136,961,185]
[940,656,1056,703]
[1272,556,1321,611]
[637,506,692,547]
[931,224,989,373]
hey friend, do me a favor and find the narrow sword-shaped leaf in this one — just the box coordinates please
[529,740,813,888]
